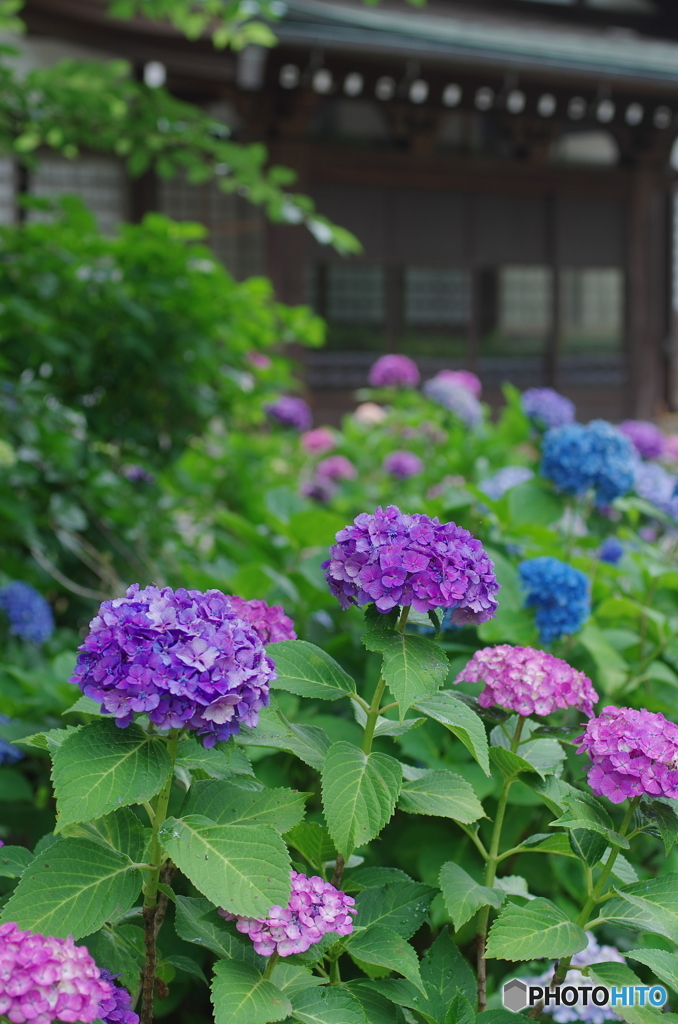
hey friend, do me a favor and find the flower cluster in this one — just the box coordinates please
[226,596,296,645]
[368,354,420,388]
[634,462,678,520]
[598,536,624,565]
[323,505,499,620]
[478,465,534,500]
[577,706,678,803]
[353,402,387,425]
[540,420,635,505]
[455,645,598,717]
[435,369,482,397]
[383,450,423,480]
[422,375,482,427]
[70,585,275,747]
[265,396,312,431]
[0,923,115,1024]
[317,455,357,482]
[95,971,138,1024]
[0,582,55,645]
[301,427,336,455]
[0,715,22,765]
[521,387,575,429]
[523,933,625,1023]
[219,870,356,957]
[519,557,590,644]
[619,419,665,460]
[121,464,154,484]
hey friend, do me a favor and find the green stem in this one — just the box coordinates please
[140,729,180,1024]
[329,956,341,985]
[395,606,410,634]
[362,676,387,755]
[263,951,280,980]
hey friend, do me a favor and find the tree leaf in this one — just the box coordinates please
[267,640,356,700]
[643,801,678,856]
[363,633,449,721]
[174,895,264,967]
[439,862,504,931]
[345,982,406,1024]
[603,874,678,943]
[588,962,678,1024]
[628,948,678,994]
[568,828,608,868]
[446,992,475,1024]
[83,925,143,994]
[0,837,142,938]
[321,742,401,859]
[347,926,425,995]
[398,769,484,823]
[52,721,171,830]
[489,746,540,780]
[211,959,292,1024]
[0,845,33,878]
[413,692,490,775]
[422,927,477,1009]
[285,822,336,873]
[60,807,147,862]
[269,963,322,996]
[176,736,237,779]
[159,815,291,919]
[289,986,366,1024]
[238,704,331,770]
[184,780,307,834]
[353,881,437,939]
[485,897,588,961]
[550,794,631,850]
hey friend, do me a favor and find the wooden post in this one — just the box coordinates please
[544,193,560,389]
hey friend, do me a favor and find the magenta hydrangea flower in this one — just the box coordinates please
[0,923,115,1024]
[619,420,665,460]
[323,504,499,620]
[96,971,138,1024]
[316,455,357,481]
[301,428,336,455]
[577,706,678,803]
[226,596,296,645]
[219,870,356,957]
[436,369,482,398]
[368,354,420,388]
[455,645,598,717]
[265,396,312,431]
[70,585,275,748]
[383,450,423,480]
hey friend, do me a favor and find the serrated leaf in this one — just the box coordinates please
[439,862,504,930]
[321,742,401,859]
[628,948,678,993]
[602,874,678,943]
[52,721,171,830]
[398,768,484,823]
[0,837,142,938]
[176,736,235,779]
[521,833,577,857]
[353,881,437,939]
[184,780,307,834]
[270,963,322,995]
[363,633,449,721]
[60,807,147,863]
[174,895,264,967]
[446,992,475,1024]
[485,897,587,961]
[159,815,290,918]
[494,875,532,899]
[285,822,337,872]
[490,723,565,778]
[610,854,639,885]
[345,982,406,1024]
[588,962,678,1024]
[489,746,541,780]
[63,695,106,716]
[422,927,477,1009]
[290,986,366,1024]
[83,925,143,994]
[211,959,292,1024]
[550,794,630,850]
[643,801,678,856]
[267,640,356,700]
[238,704,331,769]
[569,828,608,867]
[0,845,33,878]
[414,692,490,775]
[347,925,425,994]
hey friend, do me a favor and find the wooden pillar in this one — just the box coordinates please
[543,193,560,389]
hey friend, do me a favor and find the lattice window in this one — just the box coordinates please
[499,266,552,334]
[405,267,470,325]
[326,264,384,323]
[561,268,623,337]
[29,156,126,234]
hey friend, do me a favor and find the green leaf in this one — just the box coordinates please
[289,986,366,1024]
[603,874,678,943]
[363,632,449,720]
[347,926,425,994]
[83,925,143,994]
[568,828,608,868]
[52,721,172,830]
[345,982,406,1024]
[159,815,291,918]
[399,767,484,823]
[176,736,236,778]
[285,822,336,872]
[550,794,630,849]
[211,959,292,1024]
[174,895,263,967]
[0,767,32,802]
[270,963,322,995]
[0,837,142,938]
[628,948,678,993]
[63,695,105,716]
[490,723,565,778]
[485,897,588,961]
[60,807,147,862]
[413,692,490,775]
[644,801,678,855]
[0,845,33,878]
[579,623,628,694]
[164,953,207,983]
[439,862,504,930]
[267,640,356,700]
[446,991,475,1024]
[507,480,561,525]
[184,780,307,834]
[588,962,678,1024]
[422,927,477,1009]
[238,704,331,769]
[353,881,437,939]
[489,746,540,780]
[321,742,402,859]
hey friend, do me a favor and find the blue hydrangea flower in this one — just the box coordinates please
[422,376,483,427]
[521,387,575,429]
[598,537,624,565]
[478,466,534,500]
[540,420,635,505]
[519,556,590,644]
[0,582,54,644]
[0,716,23,765]
[635,462,678,520]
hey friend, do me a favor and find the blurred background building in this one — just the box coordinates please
[11,0,678,420]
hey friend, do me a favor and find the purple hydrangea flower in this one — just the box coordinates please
[598,537,624,565]
[0,922,115,1024]
[121,465,155,484]
[519,557,590,644]
[577,706,678,803]
[368,354,420,388]
[323,504,499,620]
[316,455,357,481]
[521,388,576,429]
[301,478,336,503]
[265,396,312,431]
[301,428,336,455]
[521,933,625,1023]
[455,645,598,717]
[219,870,356,957]
[96,971,139,1024]
[70,585,275,748]
[226,596,296,645]
[478,466,534,500]
[422,376,483,427]
[435,369,482,397]
[619,420,665,460]
[634,462,678,520]
[0,582,54,645]
[383,450,423,480]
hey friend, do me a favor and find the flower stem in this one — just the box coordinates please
[262,951,279,980]
[362,676,387,755]
[140,729,180,1024]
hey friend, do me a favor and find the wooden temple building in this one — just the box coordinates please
[14,0,678,420]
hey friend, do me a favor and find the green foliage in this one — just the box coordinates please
[321,741,402,858]
[485,897,588,961]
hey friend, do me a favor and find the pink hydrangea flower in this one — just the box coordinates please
[227,596,296,645]
[662,435,678,463]
[436,369,482,398]
[383,450,423,480]
[577,706,678,803]
[455,645,598,717]
[301,428,336,455]
[0,923,115,1024]
[368,354,420,388]
[353,402,387,425]
[219,870,357,957]
[247,352,272,371]
[316,455,357,481]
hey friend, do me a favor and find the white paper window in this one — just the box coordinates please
[326,264,384,323]
[500,266,552,334]
[562,267,623,336]
[29,156,126,234]
[405,267,470,325]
